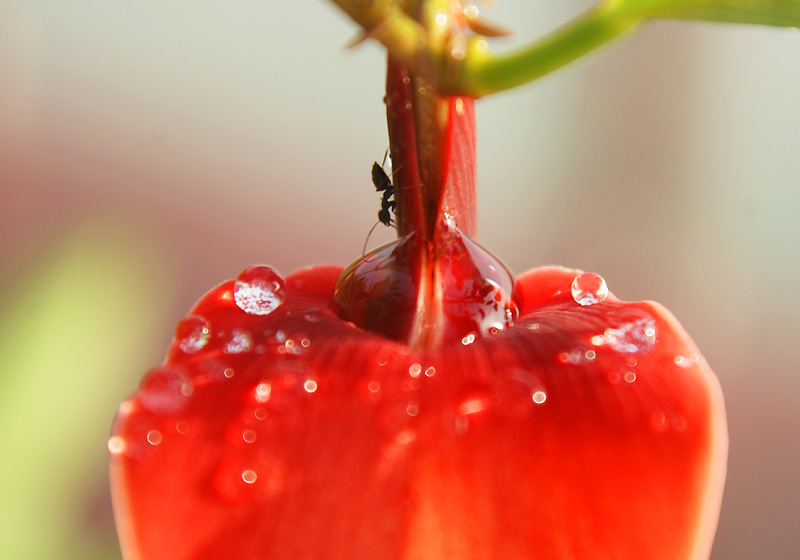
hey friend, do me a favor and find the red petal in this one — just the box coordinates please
[110,265,726,559]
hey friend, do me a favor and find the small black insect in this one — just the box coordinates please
[371,150,397,227]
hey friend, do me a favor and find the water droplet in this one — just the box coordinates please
[424,366,436,377]
[492,370,545,418]
[602,310,657,354]
[674,355,694,368]
[558,348,593,365]
[408,363,422,378]
[254,407,268,420]
[176,421,190,434]
[464,4,480,18]
[233,265,286,315]
[303,379,318,393]
[241,469,258,484]
[406,402,420,416]
[214,460,260,503]
[139,365,193,414]
[254,382,271,403]
[532,391,547,404]
[175,315,211,353]
[146,430,163,445]
[242,429,257,443]
[223,368,235,379]
[304,309,322,323]
[624,371,637,383]
[224,328,254,354]
[108,436,126,454]
[457,395,491,416]
[461,333,476,345]
[571,272,608,306]
[651,411,667,431]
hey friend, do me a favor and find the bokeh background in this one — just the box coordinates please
[1,1,797,558]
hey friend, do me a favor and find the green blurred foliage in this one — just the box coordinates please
[0,220,174,560]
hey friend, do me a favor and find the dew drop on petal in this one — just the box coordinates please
[175,315,211,353]
[242,429,257,443]
[224,328,254,354]
[602,311,657,354]
[532,390,547,404]
[571,272,609,306]
[242,469,258,484]
[146,430,163,445]
[108,436,126,454]
[139,365,193,414]
[233,265,286,315]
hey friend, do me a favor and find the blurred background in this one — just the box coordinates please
[1,1,797,558]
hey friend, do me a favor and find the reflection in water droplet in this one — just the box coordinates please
[624,371,637,383]
[602,312,657,354]
[303,379,318,393]
[571,272,609,306]
[532,391,547,404]
[408,363,422,378]
[233,265,286,315]
[223,368,235,379]
[224,329,254,354]
[424,366,436,377]
[108,436,126,454]
[139,365,193,414]
[146,430,162,445]
[175,315,211,353]
[461,333,476,345]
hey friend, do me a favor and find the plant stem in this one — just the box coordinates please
[454,3,642,96]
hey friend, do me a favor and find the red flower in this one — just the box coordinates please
[110,7,726,557]
[109,262,726,559]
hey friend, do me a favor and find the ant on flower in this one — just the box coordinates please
[362,150,400,254]
[371,149,396,227]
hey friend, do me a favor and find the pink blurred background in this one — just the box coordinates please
[1,1,798,558]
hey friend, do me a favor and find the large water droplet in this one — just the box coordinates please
[571,272,608,306]
[139,365,193,414]
[175,314,211,353]
[602,310,657,354]
[233,265,286,315]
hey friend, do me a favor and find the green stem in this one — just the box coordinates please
[450,3,643,96]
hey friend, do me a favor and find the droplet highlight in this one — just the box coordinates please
[233,265,286,315]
